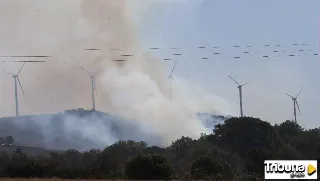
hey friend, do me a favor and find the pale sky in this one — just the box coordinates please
[0,0,319,130]
[137,0,320,128]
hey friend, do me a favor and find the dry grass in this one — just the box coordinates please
[0,179,85,181]
[0,180,188,181]
[0,179,223,181]
[0,179,175,181]
[0,179,129,181]
[0,180,213,181]
[0,180,202,181]
[0,180,172,181]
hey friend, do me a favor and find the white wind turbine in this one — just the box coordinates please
[285,87,304,123]
[168,60,178,100]
[80,66,97,111]
[228,75,252,117]
[4,62,26,116]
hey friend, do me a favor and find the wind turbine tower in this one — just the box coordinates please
[4,62,26,116]
[228,75,252,117]
[80,67,97,111]
[285,87,304,123]
[168,60,178,100]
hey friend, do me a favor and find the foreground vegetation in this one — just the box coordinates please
[0,117,319,180]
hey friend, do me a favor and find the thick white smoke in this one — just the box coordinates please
[0,0,236,148]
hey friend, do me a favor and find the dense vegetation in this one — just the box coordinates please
[0,117,319,180]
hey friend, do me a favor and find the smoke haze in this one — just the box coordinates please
[0,0,235,148]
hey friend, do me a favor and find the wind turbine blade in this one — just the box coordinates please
[228,75,240,85]
[284,93,294,99]
[296,87,304,98]
[296,100,301,115]
[17,77,24,94]
[4,71,15,76]
[241,81,252,87]
[17,62,26,75]
[79,66,91,76]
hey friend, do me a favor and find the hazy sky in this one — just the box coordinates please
[0,0,319,130]
[137,0,320,128]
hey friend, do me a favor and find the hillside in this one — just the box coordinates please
[0,145,62,157]
[0,109,227,151]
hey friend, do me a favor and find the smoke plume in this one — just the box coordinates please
[0,0,235,148]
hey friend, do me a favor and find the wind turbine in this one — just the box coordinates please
[4,62,26,116]
[285,87,304,123]
[168,60,178,100]
[80,66,97,111]
[228,75,252,117]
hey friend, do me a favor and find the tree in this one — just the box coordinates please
[190,156,223,179]
[5,136,14,145]
[125,154,174,180]
[247,147,273,175]
[167,136,195,173]
[144,146,166,155]
[274,120,303,144]
[0,151,10,177]
[16,148,22,154]
[275,121,320,160]
[275,144,302,160]
[210,117,282,157]
[97,140,148,178]
[169,136,243,178]
[290,128,320,159]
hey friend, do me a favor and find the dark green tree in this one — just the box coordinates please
[275,144,302,160]
[291,128,320,159]
[97,140,147,178]
[209,117,282,157]
[125,154,174,180]
[166,136,195,173]
[190,156,223,179]
[274,120,303,144]
[247,147,273,175]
